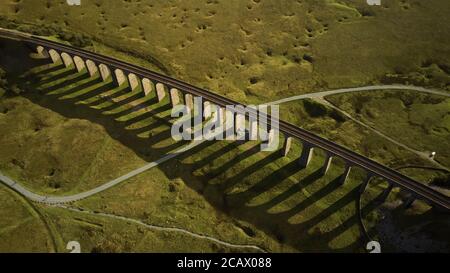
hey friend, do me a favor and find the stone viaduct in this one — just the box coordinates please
[2,30,447,211]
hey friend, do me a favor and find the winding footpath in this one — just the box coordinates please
[59,205,266,253]
[266,84,450,106]
[266,84,450,171]
[0,140,205,204]
[0,139,267,253]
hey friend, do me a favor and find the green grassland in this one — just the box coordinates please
[1,42,368,252]
[278,98,448,186]
[0,0,449,104]
[0,0,449,252]
[0,184,55,252]
[42,205,265,253]
[0,183,266,253]
[326,91,450,168]
[1,58,446,252]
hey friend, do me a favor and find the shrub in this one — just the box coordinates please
[303,99,347,122]
[431,173,450,189]
[303,99,328,117]
[0,16,92,48]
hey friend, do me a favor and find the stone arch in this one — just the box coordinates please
[155,83,167,102]
[203,101,212,119]
[128,73,141,91]
[73,56,86,73]
[184,93,194,113]
[36,46,49,58]
[142,78,154,96]
[98,64,112,81]
[48,49,61,64]
[60,52,74,68]
[85,60,99,77]
[114,69,127,86]
[298,141,314,168]
[235,112,246,140]
[170,88,181,107]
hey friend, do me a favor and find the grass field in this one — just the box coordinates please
[277,97,448,186]
[326,91,450,168]
[1,40,367,252]
[0,0,449,105]
[0,184,55,252]
[0,0,449,252]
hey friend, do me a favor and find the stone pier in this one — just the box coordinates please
[142,78,153,96]
[249,119,258,141]
[340,165,352,185]
[156,83,166,102]
[98,64,111,81]
[235,113,246,140]
[73,56,86,73]
[170,88,181,107]
[203,101,212,119]
[85,60,99,77]
[36,46,49,58]
[282,136,292,157]
[299,142,314,168]
[267,129,276,147]
[184,93,194,113]
[114,69,127,86]
[128,73,141,91]
[61,52,74,68]
[48,49,61,64]
[224,109,235,140]
[320,154,333,176]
